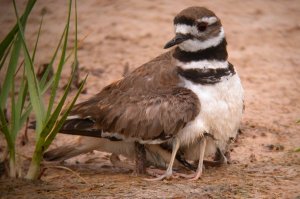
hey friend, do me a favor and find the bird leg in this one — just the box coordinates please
[214,147,227,164]
[134,142,147,175]
[194,147,228,168]
[145,138,180,181]
[178,136,207,180]
[110,153,134,170]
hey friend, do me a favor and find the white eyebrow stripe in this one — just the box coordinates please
[175,24,198,35]
[197,16,218,25]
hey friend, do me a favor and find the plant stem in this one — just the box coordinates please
[25,159,40,180]
[9,146,16,178]
[25,139,44,180]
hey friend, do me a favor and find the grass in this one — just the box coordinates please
[0,0,86,180]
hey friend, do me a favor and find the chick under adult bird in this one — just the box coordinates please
[43,136,194,173]
[59,6,244,181]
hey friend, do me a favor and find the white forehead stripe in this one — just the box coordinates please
[175,24,198,35]
[197,16,218,25]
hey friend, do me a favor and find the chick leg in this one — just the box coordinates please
[194,147,228,168]
[214,147,227,164]
[145,138,180,181]
[190,137,206,180]
[134,142,146,175]
[178,137,207,180]
[110,153,135,170]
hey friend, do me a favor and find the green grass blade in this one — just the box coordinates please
[0,33,16,71]
[18,66,56,127]
[43,0,83,150]
[0,39,14,71]
[14,71,28,138]
[44,75,87,150]
[31,13,44,63]
[23,56,45,133]
[74,0,78,61]
[0,37,22,109]
[0,109,14,150]
[10,75,16,137]
[40,69,76,139]
[39,26,67,90]
[20,106,31,128]
[13,0,45,133]
[46,0,72,118]
[39,65,53,90]
[0,0,36,63]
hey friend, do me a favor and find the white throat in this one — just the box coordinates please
[177,60,229,70]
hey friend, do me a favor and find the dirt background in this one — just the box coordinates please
[0,0,300,198]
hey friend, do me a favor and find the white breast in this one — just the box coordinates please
[177,73,244,157]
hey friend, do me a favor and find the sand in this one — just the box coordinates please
[0,0,299,198]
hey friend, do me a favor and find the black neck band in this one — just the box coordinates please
[177,62,235,85]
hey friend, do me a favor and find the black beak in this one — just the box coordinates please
[164,33,191,49]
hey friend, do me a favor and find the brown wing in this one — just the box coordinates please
[67,51,200,141]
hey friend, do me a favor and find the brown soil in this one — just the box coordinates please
[0,0,300,198]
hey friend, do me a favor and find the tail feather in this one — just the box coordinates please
[58,118,125,141]
[60,118,103,137]
[30,117,103,138]
[44,145,78,161]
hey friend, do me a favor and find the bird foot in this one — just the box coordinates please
[146,168,166,177]
[144,170,174,181]
[145,169,197,181]
[176,171,202,181]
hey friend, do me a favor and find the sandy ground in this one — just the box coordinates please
[0,0,300,198]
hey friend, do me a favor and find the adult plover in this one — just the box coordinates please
[58,6,244,180]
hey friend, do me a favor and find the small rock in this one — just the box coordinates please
[266,144,284,151]
[249,154,257,162]
[261,132,267,137]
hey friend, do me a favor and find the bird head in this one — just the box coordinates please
[164,7,224,52]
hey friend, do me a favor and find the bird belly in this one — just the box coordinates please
[178,74,244,156]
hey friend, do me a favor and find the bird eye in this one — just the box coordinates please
[197,22,208,32]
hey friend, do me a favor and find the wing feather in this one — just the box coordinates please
[65,51,200,141]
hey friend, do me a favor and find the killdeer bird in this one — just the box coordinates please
[58,6,244,180]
